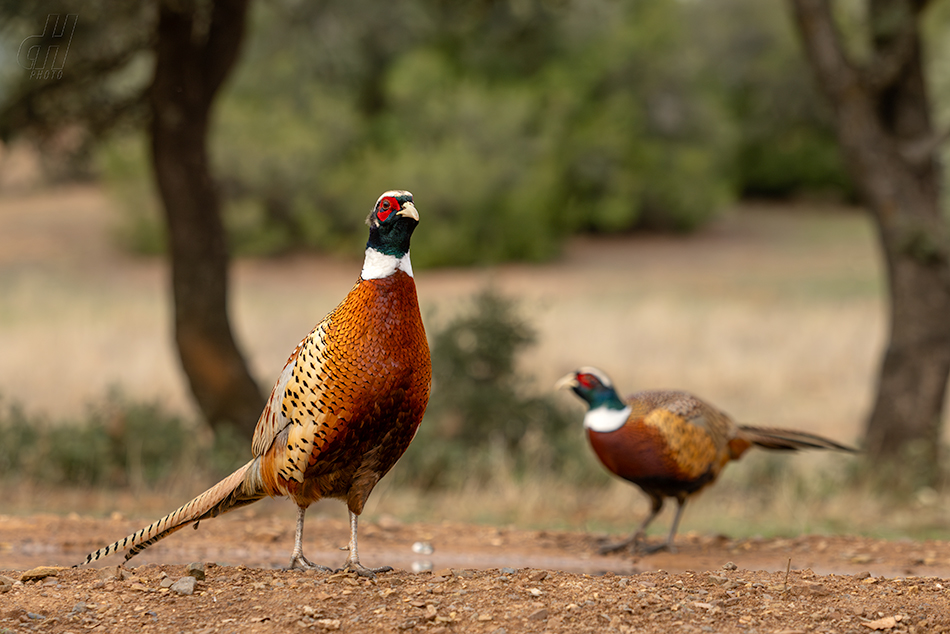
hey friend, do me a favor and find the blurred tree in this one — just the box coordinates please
[0,0,265,439]
[150,0,265,439]
[790,0,950,486]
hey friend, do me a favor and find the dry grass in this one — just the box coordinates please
[2,185,945,541]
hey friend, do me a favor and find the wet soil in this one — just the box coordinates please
[2,513,950,632]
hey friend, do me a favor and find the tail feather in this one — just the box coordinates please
[77,458,266,566]
[738,426,857,453]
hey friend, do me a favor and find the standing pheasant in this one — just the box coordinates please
[556,366,855,555]
[79,190,431,576]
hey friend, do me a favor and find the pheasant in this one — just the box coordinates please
[79,190,431,576]
[556,366,855,555]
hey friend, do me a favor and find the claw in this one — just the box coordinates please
[287,554,332,572]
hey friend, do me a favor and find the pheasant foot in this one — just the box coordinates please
[287,554,332,572]
[637,540,675,555]
[598,533,642,555]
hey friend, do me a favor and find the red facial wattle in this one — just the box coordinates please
[577,373,596,389]
[377,197,401,222]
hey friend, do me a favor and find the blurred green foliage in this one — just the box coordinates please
[690,0,854,199]
[210,0,737,263]
[392,288,601,489]
[95,0,849,265]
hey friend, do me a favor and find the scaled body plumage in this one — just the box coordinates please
[80,191,431,575]
[557,366,855,554]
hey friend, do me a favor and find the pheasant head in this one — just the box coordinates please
[362,190,419,279]
[556,366,630,432]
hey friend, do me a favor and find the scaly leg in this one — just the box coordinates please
[340,510,393,578]
[600,494,663,555]
[288,505,331,572]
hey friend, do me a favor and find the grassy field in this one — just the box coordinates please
[3,184,947,542]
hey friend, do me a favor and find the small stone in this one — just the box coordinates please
[186,562,206,581]
[411,561,432,573]
[500,567,517,575]
[853,571,871,581]
[315,619,341,630]
[97,566,121,581]
[721,562,738,571]
[169,576,197,595]
[20,566,62,582]
[0,575,14,593]
[527,570,548,582]
[160,577,175,588]
[527,608,549,621]
[71,602,88,614]
[432,568,454,579]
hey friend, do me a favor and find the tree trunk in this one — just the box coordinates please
[790,0,950,485]
[150,0,264,438]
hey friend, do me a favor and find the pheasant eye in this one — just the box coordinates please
[376,197,400,222]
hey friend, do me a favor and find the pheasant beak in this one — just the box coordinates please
[397,202,419,222]
[554,372,579,391]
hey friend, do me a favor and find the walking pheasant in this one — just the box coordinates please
[79,190,431,576]
[556,366,855,555]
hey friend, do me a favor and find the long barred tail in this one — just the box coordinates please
[738,425,857,453]
[77,458,266,566]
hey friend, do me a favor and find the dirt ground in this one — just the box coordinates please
[3,513,950,633]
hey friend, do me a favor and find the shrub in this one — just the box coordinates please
[0,392,246,489]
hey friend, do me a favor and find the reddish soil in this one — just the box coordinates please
[3,513,950,632]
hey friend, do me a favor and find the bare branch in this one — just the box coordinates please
[788,0,863,105]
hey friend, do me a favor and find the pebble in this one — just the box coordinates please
[316,618,341,630]
[721,562,738,571]
[97,566,126,582]
[0,575,14,593]
[160,577,176,589]
[186,562,206,581]
[20,566,62,582]
[170,576,197,596]
[500,567,517,575]
[527,607,549,621]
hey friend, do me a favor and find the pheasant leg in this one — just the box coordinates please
[637,497,687,554]
[339,511,393,578]
[600,494,664,555]
[288,506,332,572]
